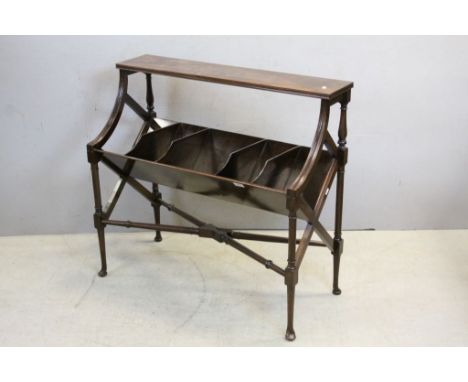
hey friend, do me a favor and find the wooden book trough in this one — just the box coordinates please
[87,55,353,341]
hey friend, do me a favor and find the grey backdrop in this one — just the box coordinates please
[1,36,467,236]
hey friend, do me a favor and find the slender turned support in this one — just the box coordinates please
[332,94,349,295]
[145,73,163,242]
[285,211,298,341]
[145,73,156,121]
[90,162,107,277]
[152,184,162,242]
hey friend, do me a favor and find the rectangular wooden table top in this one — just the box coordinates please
[117,55,353,100]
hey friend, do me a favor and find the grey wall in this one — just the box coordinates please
[1,36,467,235]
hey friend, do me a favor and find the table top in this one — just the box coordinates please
[117,55,353,100]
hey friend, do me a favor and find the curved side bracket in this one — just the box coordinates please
[87,70,130,162]
[288,99,331,193]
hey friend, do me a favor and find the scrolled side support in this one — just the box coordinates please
[86,69,131,275]
[87,69,130,162]
[289,100,331,193]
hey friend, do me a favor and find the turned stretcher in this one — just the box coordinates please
[87,55,353,341]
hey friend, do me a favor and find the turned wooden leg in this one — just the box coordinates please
[332,251,341,295]
[97,225,107,277]
[90,162,107,277]
[332,97,348,295]
[285,213,297,341]
[332,167,344,295]
[285,282,296,341]
[145,72,162,242]
[152,183,162,242]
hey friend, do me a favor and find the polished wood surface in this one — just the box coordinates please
[88,56,353,341]
[101,123,337,219]
[117,55,353,99]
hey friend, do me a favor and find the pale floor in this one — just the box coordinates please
[0,230,467,346]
